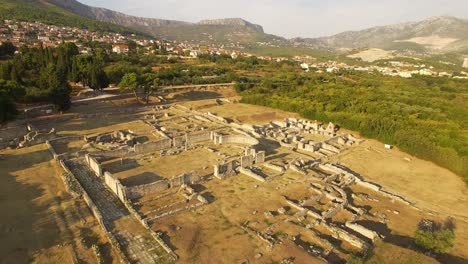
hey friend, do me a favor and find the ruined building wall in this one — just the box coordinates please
[104,172,127,203]
[215,135,259,146]
[214,160,237,179]
[239,167,266,182]
[172,136,186,148]
[126,180,170,199]
[98,149,131,158]
[169,172,198,187]
[187,130,211,144]
[134,138,172,154]
[85,154,103,177]
[345,222,378,241]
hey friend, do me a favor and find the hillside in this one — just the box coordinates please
[0,0,138,34]
[44,0,285,45]
[293,16,468,53]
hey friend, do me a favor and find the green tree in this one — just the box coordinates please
[140,73,160,104]
[414,218,456,254]
[0,93,17,122]
[0,41,17,57]
[119,72,140,101]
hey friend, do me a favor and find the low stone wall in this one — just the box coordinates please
[98,149,131,158]
[46,140,58,160]
[214,160,237,179]
[239,167,266,182]
[345,222,379,241]
[104,172,127,203]
[172,136,186,148]
[126,180,170,199]
[322,224,368,251]
[205,112,227,123]
[187,130,211,144]
[263,163,285,172]
[134,138,172,154]
[169,172,198,187]
[149,200,207,223]
[57,159,82,197]
[85,154,103,177]
[319,164,414,206]
[214,134,259,146]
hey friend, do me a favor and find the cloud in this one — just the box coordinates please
[80,0,468,38]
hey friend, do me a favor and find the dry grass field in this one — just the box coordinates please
[0,144,118,264]
[0,87,466,264]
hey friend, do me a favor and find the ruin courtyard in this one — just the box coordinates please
[1,88,467,264]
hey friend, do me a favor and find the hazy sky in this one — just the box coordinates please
[80,0,468,38]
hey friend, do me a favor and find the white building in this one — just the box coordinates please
[463,58,468,68]
[398,72,412,78]
[112,44,129,54]
[300,63,309,71]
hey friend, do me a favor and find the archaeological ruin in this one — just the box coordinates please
[2,98,424,264]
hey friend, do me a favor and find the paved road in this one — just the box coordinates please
[66,158,172,264]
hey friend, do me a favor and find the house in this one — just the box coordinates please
[300,63,309,71]
[189,50,201,58]
[231,52,239,59]
[112,44,129,54]
[398,72,412,78]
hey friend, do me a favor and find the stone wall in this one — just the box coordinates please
[169,172,197,187]
[85,154,103,177]
[345,222,379,241]
[46,140,58,160]
[187,130,211,144]
[240,155,254,168]
[214,134,259,146]
[214,160,237,179]
[126,180,170,199]
[104,172,127,203]
[239,167,266,182]
[134,138,172,154]
[172,135,186,148]
[263,163,285,172]
[98,149,131,158]
[320,163,414,207]
[256,151,266,164]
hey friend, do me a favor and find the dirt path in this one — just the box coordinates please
[66,158,172,264]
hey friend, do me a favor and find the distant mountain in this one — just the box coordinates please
[0,0,138,34]
[45,0,284,44]
[4,0,468,54]
[293,16,468,53]
[198,18,264,33]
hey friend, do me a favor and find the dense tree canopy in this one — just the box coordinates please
[239,71,468,182]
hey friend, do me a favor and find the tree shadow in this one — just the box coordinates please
[0,148,104,263]
[257,137,281,154]
[355,220,468,264]
[102,158,141,174]
[167,91,222,102]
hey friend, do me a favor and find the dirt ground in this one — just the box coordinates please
[0,144,119,264]
[1,88,467,264]
[174,99,468,262]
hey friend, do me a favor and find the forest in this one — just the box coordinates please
[238,71,468,182]
[0,42,238,122]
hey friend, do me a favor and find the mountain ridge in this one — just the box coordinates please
[44,0,268,42]
[293,16,468,52]
[4,0,468,53]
